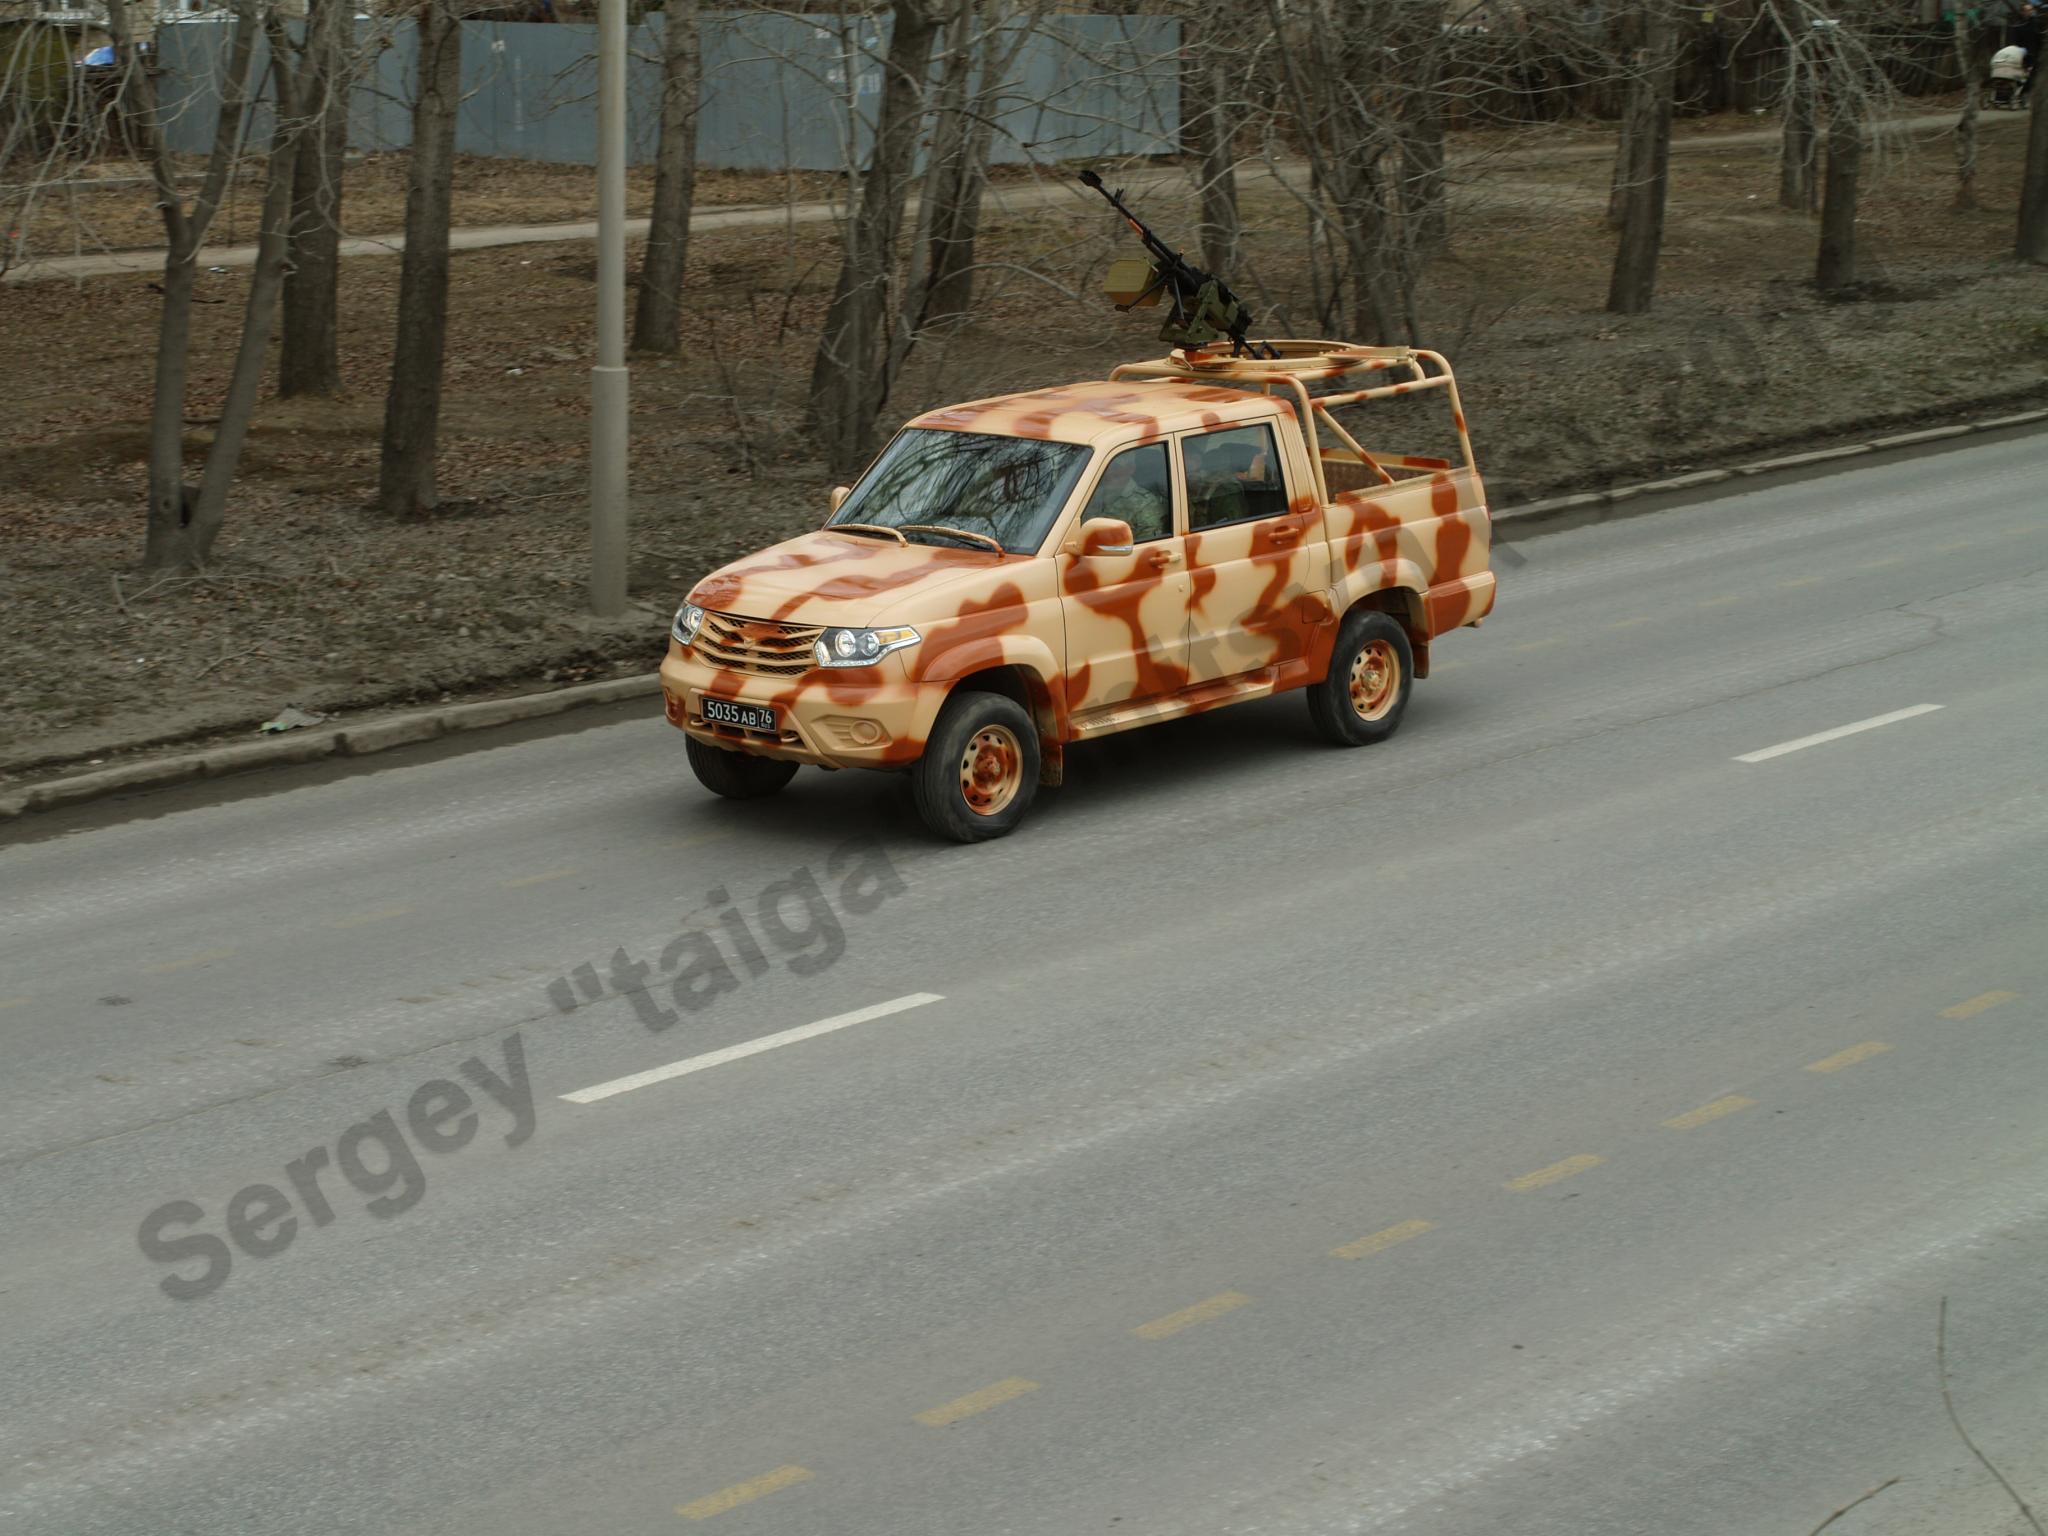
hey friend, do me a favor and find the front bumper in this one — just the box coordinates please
[659,641,942,769]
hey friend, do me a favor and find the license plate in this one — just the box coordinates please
[701,696,776,733]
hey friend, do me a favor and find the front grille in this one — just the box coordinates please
[695,612,822,676]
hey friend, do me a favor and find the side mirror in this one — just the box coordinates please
[1077,517,1135,556]
[827,485,852,513]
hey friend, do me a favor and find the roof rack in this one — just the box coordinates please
[1110,339,1422,384]
[1109,339,1475,503]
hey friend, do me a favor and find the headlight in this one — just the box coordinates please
[814,625,919,668]
[672,603,705,647]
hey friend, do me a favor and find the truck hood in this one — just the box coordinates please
[687,528,1017,628]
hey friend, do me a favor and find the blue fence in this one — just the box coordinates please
[149,12,1181,170]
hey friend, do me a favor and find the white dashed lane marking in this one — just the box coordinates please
[562,994,946,1104]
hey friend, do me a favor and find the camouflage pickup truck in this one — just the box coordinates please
[661,339,1496,842]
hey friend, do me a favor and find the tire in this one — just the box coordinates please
[911,690,1040,843]
[686,734,799,800]
[1307,609,1414,747]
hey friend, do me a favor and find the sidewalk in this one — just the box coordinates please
[2,109,2005,286]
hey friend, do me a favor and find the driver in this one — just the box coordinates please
[1090,451,1170,541]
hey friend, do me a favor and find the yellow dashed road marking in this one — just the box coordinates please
[1806,1041,1892,1074]
[1778,576,1824,589]
[1696,595,1741,609]
[913,1377,1039,1427]
[145,948,234,974]
[503,868,580,889]
[1664,1095,1756,1131]
[1332,1219,1435,1261]
[1932,540,1976,554]
[671,831,733,851]
[329,905,412,929]
[677,1466,813,1520]
[0,996,29,1012]
[1857,555,1906,570]
[1605,614,1654,630]
[1942,991,2017,1020]
[1513,637,1563,653]
[1134,1290,1251,1340]
[1505,1154,1605,1192]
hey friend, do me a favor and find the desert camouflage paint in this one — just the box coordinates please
[660,341,1495,786]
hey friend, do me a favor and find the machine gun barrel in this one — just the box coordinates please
[1078,168,1274,359]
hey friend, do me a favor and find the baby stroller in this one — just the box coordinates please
[1991,44,2031,110]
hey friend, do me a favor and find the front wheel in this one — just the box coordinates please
[1307,610,1414,746]
[912,690,1040,843]
[686,735,799,799]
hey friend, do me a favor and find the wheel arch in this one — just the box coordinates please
[1340,586,1430,679]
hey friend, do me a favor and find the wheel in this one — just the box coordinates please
[686,734,799,799]
[912,690,1040,843]
[1307,609,1414,747]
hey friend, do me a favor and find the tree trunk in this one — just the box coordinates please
[2020,58,2048,262]
[377,0,462,516]
[902,0,976,337]
[118,0,261,570]
[1398,1,1447,249]
[1815,94,1862,292]
[280,0,349,396]
[1951,9,1979,211]
[630,0,699,355]
[1780,63,1817,213]
[141,254,203,571]
[1606,10,1675,316]
[1185,33,1240,274]
[188,35,306,557]
[805,0,940,479]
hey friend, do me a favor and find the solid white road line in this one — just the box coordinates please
[560,993,946,1104]
[1734,703,1943,764]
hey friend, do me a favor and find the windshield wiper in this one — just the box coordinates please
[899,524,1005,553]
[827,523,909,546]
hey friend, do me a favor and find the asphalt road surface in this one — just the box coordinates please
[3,433,2044,1536]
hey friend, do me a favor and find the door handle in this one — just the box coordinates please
[1268,526,1299,545]
[1147,548,1183,568]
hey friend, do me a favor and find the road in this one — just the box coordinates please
[2,433,2044,1536]
[6,109,2020,285]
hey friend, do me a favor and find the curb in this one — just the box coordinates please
[0,673,660,821]
[1493,405,2048,537]
[5,400,2044,823]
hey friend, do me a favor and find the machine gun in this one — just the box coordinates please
[1078,168,1277,359]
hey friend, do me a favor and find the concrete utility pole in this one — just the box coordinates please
[589,0,630,616]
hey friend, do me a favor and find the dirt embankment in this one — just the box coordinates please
[2,116,2044,783]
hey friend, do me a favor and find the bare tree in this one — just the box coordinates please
[1951,4,1980,212]
[1183,1,1244,274]
[96,0,317,570]
[1814,69,1863,291]
[377,0,463,516]
[631,0,700,355]
[280,0,353,397]
[1607,3,1676,316]
[2021,55,2048,262]
[1780,42,1819,212]
[1264,0,1418,345]
[806,0,941,478]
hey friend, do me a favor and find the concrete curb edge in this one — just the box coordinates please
[5,401,2043,822]
[1492,405,2048,539]
[0,673,661,820]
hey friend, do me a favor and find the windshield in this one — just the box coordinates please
[828,429,1090,554]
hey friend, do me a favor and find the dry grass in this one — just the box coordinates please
[2,112,2043,777]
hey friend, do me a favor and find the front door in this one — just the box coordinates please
[1056,440,1192,720]
[1181,422,1325,684]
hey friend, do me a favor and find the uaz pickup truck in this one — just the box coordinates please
[661,340,1495,842]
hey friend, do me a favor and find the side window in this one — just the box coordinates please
[1077,442,1174,543]
[1183,424,1288,531]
